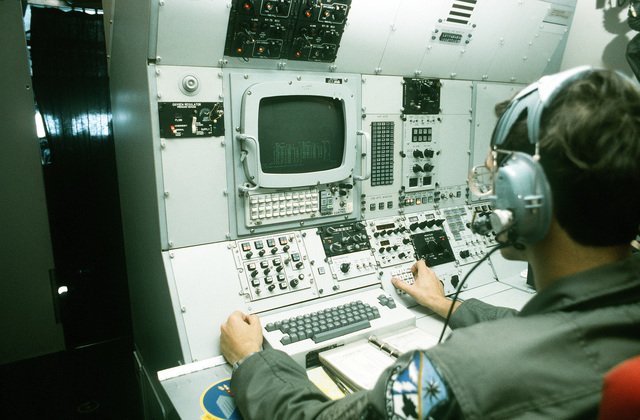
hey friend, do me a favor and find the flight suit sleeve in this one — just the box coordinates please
[231,348,462,420]
[230,349,375,420]
[448,298,519,329]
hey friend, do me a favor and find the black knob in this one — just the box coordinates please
[296,262,304,269]
[403,238,411,244]
[410,222,419,231]
[259,249,266,256]
[399,252,407,259]
[423,163,435,172]
[268,284,276,292]
[413,150,424,158]
[460,250,470,258]
[340,263,350,273]
[378,247,385,253]
[246,251,253,259]
[264,268,271,275]
[271,247,278,254]
[283,245,290,252]
[290,278,299,288]
[413,164,423,173]
[251,270,259,277]
[276,265,283,272]
[419,221,429,229]
[426,220,437,228]
[424,149,435,158]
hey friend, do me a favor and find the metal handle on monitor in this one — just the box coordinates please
[237,134,260,193]
[353,130,371,181]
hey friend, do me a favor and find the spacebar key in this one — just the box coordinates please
[312,319,371,343]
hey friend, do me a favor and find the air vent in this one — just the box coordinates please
[447,0,477,25]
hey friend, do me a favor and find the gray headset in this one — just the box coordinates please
[476,66,595,244]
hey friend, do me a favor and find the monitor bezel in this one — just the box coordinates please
[239,80,357,189]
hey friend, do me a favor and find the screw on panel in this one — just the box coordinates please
[181,307,186,313]
[169,252,175,258]
[164,190,170,197]
[156,56,162,63]
[168,241,174,247]
[226,233,231,239]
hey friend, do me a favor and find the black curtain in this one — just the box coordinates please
[29,7,131,349]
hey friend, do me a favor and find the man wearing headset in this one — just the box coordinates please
[220,67,640,419]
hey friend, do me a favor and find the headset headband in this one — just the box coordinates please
[491,65,595,148]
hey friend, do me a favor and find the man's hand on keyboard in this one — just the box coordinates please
[220,311,263,365]
[391,260,460,318]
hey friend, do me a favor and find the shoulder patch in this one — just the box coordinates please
[385,352,450,419]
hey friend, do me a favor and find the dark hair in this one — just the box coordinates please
[495,69,640,246]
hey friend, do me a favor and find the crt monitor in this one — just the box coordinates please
[237,78,359,190]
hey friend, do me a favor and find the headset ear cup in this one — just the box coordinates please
[491,152,553,244]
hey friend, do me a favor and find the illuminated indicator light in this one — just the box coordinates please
[305,10,311,17]
[237,48,242,53]
[243,3,250,10]
[296,51,301,56]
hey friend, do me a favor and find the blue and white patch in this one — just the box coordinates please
[385,352,450,419]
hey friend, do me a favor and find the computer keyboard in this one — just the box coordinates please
[261,288,416,367]
[266,300,382,345]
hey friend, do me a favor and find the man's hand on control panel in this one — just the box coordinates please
[220,311,263,365]
[392,259,461,318]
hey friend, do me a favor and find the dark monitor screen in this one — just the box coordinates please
[258,95,345,174]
